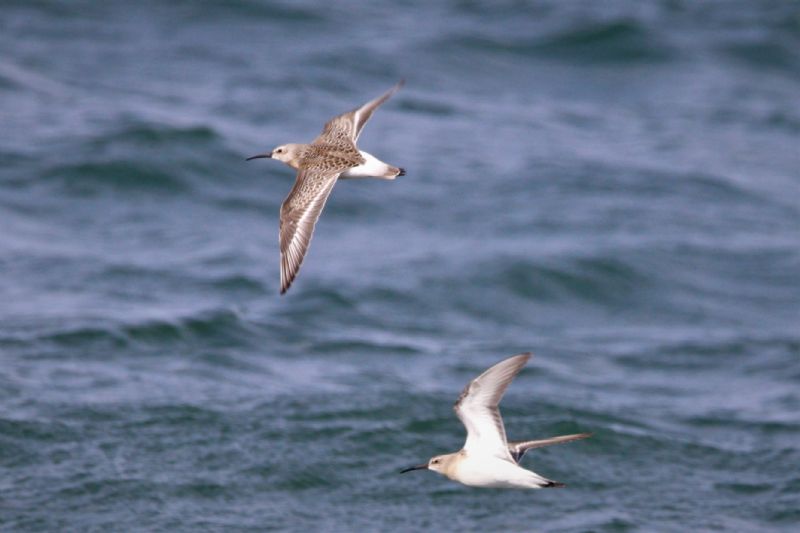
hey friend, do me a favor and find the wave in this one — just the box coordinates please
[178,0,326,23]
[447,19,675,64]
[93,123,219,148]
[720,39,800,73]
[33,308,259,353]
[42,160,188,194]
[449,254,654,308]
[533,19,676,63]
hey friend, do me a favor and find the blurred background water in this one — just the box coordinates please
[1,0,799,531]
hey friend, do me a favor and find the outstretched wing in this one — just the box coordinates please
[318,80,404,145]
[279,167,340,294]
[508,433,592,463]
[454,353,531,462]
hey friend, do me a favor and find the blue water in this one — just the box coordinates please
[1,1,799,531]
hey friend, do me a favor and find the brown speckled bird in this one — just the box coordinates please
[247,81,405,294]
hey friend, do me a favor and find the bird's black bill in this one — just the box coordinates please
[399,464,428,474]
[246,153,271,161]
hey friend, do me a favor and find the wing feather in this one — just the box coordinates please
[279,168,340,294]
[453,353,531,461]
[317,80,404,145]
[508,433,593,463]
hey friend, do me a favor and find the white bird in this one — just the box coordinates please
[246,81,405,294]
[400,353,591,489]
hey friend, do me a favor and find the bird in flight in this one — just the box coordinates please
[400,353,591,489]
[247,81,405,294]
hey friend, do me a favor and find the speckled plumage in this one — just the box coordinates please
[249,81,405,294]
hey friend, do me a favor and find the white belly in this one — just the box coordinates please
[453,456,549,489]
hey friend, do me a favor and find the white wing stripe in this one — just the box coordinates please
[454,353,532,461]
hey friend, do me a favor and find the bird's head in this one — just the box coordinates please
[400,452,458,478]
[246,143,304,169]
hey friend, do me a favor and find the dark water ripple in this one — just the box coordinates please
[452,19,677,64]
[2,0,800,531]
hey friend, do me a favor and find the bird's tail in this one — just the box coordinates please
[508,432,592,463]
[524,472,567,489]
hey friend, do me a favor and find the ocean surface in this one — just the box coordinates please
[1,1,799,531]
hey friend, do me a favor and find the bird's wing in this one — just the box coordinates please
[454,353,531,462]
[507,433,592,463]
[317,80,404,145]
[279,167,341,294]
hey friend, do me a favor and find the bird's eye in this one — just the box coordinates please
[432,459,439,464]
[276,149,282,153]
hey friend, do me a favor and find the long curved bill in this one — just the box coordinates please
[399,463,428,474]
[246,153,271,161]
